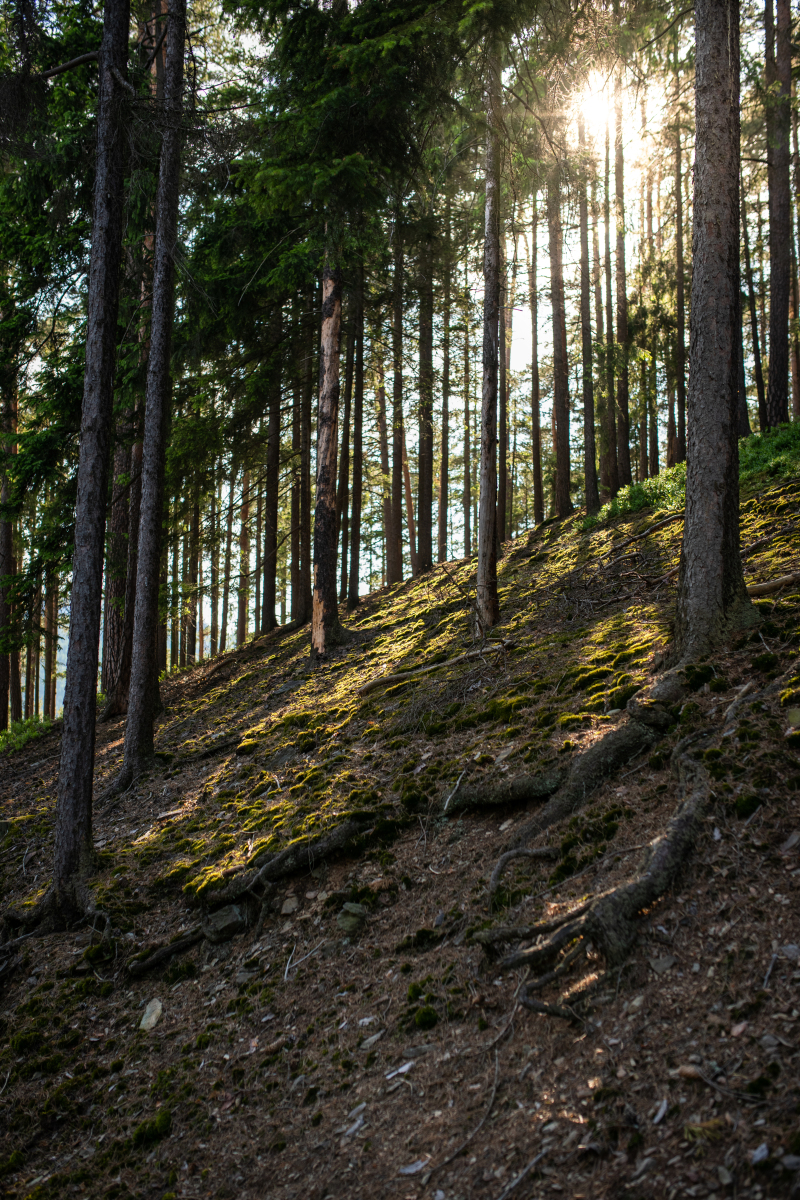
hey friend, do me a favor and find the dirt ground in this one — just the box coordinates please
[1,486,799,1200]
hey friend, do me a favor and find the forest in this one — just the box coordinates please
[0,0,800,1196]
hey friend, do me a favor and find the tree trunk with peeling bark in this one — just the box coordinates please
[675,0,750,660]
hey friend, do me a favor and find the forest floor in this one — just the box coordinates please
[2,440,800,1200]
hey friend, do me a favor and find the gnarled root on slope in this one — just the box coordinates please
[480,756,709,1021]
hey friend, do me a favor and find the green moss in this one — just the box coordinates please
[735,792,761,819]
[133,1109,172,1147]
[414,1005,438,1030]
[752,652,779,672]
[0,1150,24,1177]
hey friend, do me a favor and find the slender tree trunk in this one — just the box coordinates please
[579,118,600,513]
[529,202,544,524]
[311,259,344,660]
[295,292,314,624]
[738,310,752,437]
[388,219,404,584]
[418,235,434,573]
[348,264,364,610]
[375,354,392,574]
[170,503,178,668]
[402,426,419,576]
[254,480,262,634]
[791,97,800,419]
[463,262,472,555]
[179,522,187,668]
[638,358,648,479]
[337,309,354,600]
[497,246,507,547]
[262,312,281,632]
[742,191,767,429]
[764,0,791,425]
[237,470,250,646]
[117,0,186,788]
[290,375,300,620]
[210,481,219,655]
[438,204,451,563]
[548,162,574,520]
[187,489,199,664]
[604,123,619,494]
[649,340,660,474]
[614,79,632,486]
[675,112,688,462]
[676,0,749,658]
[101,438,130,698]
[52,0,130,914]
[592,178,612,499]
[219,466,235,653]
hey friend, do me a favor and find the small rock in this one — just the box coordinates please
[781,943,800,961]
[433,911,445,928]
[234,969,258,985]
[677,1064,703,1080]
[337,902,368,936]
[760,1033,780,1054]
[717,1165,733,1185]
[405,1044,436,1058]
[751,1142,769,1166]
[780,831,800,853]
[305,890,318,900]
[139,998,163,1032]
[281,895,300,915]
[358,1016,377,1026]
[202,905,246,944]
[397,1158,429,1176]
[629,994,645,1011]
[631,1157,653,1179]
[362,1031,384,1049]
[781,1155,800,1171]
[731,1021,748,1037]
[653,1098,668,1125]
[648,955,677,975]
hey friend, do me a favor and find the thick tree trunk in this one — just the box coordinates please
[418,237,434,573]
[52,0,130,916]
[675,0,750,659]
[529,202,544,525]
[337,309,354,599]
[347,266,364,610]
[614,79,632,486]
[117,0,185,787]
[311,260,344,661]
[237,470,250,646]
[262,314,281,632]
[765,0,791,426]
[438,206,451,563]
[388,221,404,584]
[476,46,501,632]
[578,118,600,514]
[603,125,619,495]
[547,164,574,520]
[675,114,688,462]
[742,191,767,429]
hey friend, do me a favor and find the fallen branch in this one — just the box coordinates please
[447,769,562,817]
[603,511,684,556]
[128,927,204,976]
[746,570,800,597]
[357,639,516,697]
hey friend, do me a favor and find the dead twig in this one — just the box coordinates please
[495,1150,548,1200]
[426,1051,500,1178]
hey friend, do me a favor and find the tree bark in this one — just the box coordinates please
[675,108,688,462]
[675,0,750,659]
[347,263,364,610]
[295,291,314,625]
[337,306,354,598]
[741,191,767,429]
[117,0,185,787]
[614,78,632,486]
[52,0,130,916]
[463,257,472,555]
[547,162,574,520]
[187,488,199,664]
[219,466,235,653]
[170,500,179,668]
[476,45,501,632]
[438,202,451,563]
[290,375,300,621]
[237,470,250,646]
[401,426,419,576]
[375,353,392,575]
[649,340,660,474]
[765,0,791,426]
[101,438,130,699]
[262,311,281,632]
[210,479,219,656]
[388,219,404,584]
[603,124,619,495]
[578,118,600,513]
[530,201,544,524]
[497,246,507,547]
[311,259,344,661]
[418,235,434,573]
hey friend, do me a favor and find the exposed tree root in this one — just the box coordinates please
[357,638,515,698]
[447,769,563,816]
[128,927,205,976]
[484,755,708,1018]
[746,570,800,596]
[488,847,559,897]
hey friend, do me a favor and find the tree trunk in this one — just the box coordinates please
[51,0,130,916]
[463,253,472,555]
[170,502,179,668]
[262,312,281,632]
[254,479,262,634]
[348,265,364,610]
[790,209,800,418]
[101,439,130,698]
[418,235,434,573]
[675,0,750,659]
[402,426,419,576]
[388,219,404,584]
[741,191,767,429]
[117,0,186,787]
[219,466,235,653]
[578,118,600,514]
[438,203,451,563]
[649,341,660,474]
[497,247,507,547]
[187,489,199,664]
[311,259,344,661]
[237,470,250,646]
[547,162,574,520]
[375,354,393,575]
[738,313,752,437]
[529,201,544,525]
[337,308,354,599]
[603,124,619,495]
[675,109,688,462]
[765,0,791,426]
[210,479,219,655]
[476,46,501,632]
[295,291,314,625]
[638,357,648,480]
[614,79,632,487]
[290,375,300,621]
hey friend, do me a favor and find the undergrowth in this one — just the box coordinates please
[0,715,51,755]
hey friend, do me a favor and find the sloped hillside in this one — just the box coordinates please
[1,436,799,1200]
